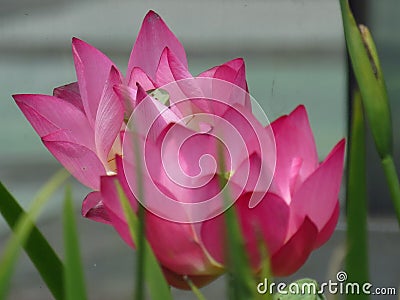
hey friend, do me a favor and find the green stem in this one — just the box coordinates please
[345,91,369,299]
[217,146,256,300]
[183,276,207,300]
[339,0,400,226]
[133,120,146,300]
[381,155,400,224]
[135,204,146,300]
[63,186,88,300]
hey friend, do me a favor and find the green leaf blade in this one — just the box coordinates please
[345,91,369,299]
[115,182,173,300]
[339,0,392,159]
[0,170,69,300]
[217,145,257,300]
[63,186,88,300]
[339,0,400,226]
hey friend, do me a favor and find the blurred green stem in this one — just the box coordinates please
[339,0,400,226]
[345,91,369,299]
[183,276,207,300]
[63,186,88,300]
[217,146,257,300]
[134,126,146,300]
[0,170,69,299]
[381,155,400,222]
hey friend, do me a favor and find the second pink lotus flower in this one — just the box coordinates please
[13,11,345,289]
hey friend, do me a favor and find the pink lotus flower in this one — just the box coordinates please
[13,39,125,191]
[201,106,345,277]
[98,102,344,288]
[12,10,249,198]
[13,10,345,289]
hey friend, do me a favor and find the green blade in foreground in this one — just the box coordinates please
[345,91,369,300]
[183,276,207,300]
[339,0,392,158]
[63,186,88,300]
[0,170,69,300]
[223,205,257,300]
[217,147,257,300]
[116,182,173,300]
[339,0,400,225]
[256,240,273,300]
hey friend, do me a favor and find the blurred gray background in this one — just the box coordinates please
[0,0,398,299]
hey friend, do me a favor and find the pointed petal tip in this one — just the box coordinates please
[233,57,244,63]
[71,36,86,46]
[110,64,119,74]
[144,10,162,21]
[71,37,103,57]
[335,138,346,156]
[127,10,187,79]
[228,57,245,68]
[146,10,158,16]
[12,93,37,103]
[135,82,148,104]
[337,138,346,149]
[291,104,307,118]
[325,138,346,163]
[160,46,170,57]
[12,93,23,102]
[71,37,84,50]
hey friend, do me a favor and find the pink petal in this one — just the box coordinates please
[199,215,225,265]
[269,105,320,202]
[127,67,156,91]
[94,66,124,167]
[157,53,212,117]
[229,136,275,207]
[237,193,290,267]
[130,83,180,141]
[314,201,340,249]
[198,58,244,79]
[197,58,250,110]
[162,266,220,289]
[13,94,94,150]
[116,68,156,119]
[53,82,84,112]
[82,191,111,224]
[271,217,318,276]
[155,47,192,87]
[145,213,220,275]
[103,155,139,218]
[100,175,136,248]
[72,37,117,125]
[201,192,290,268]
[121,130,228,223]
[127,10,188,81]
[42,130,106,189]
[157,124,219,187]
[290,139,345,232]
[113,84,137,119]
[230,152,262,194]
[218,103,271,153]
